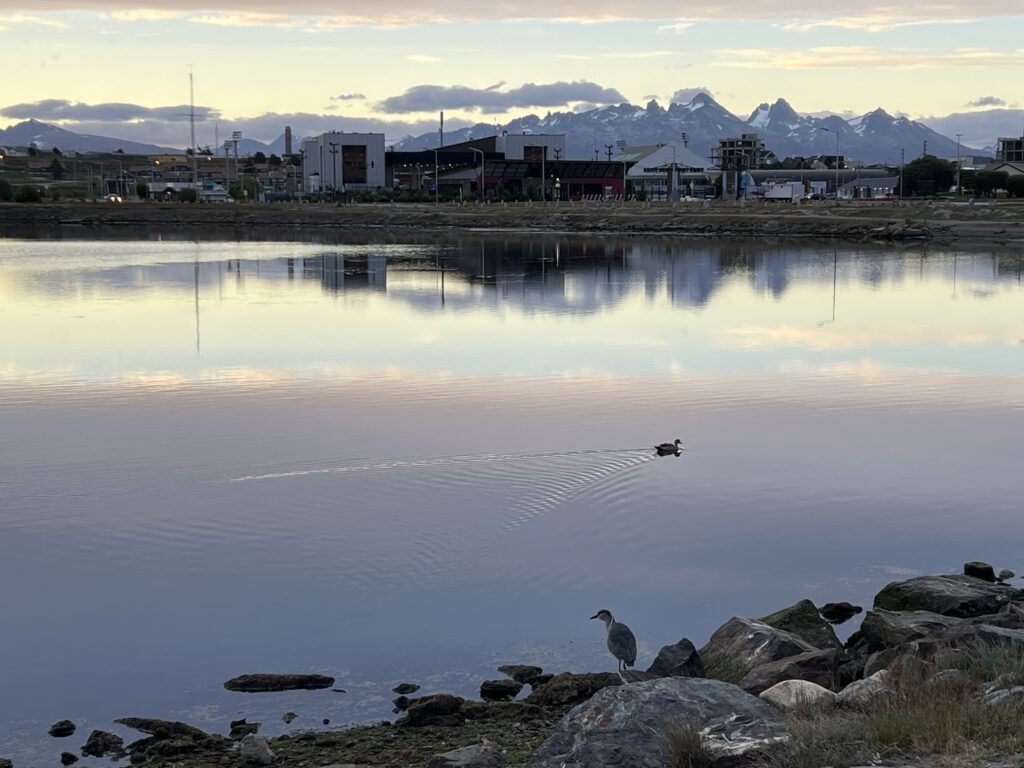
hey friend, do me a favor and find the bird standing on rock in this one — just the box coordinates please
[590,609,637,673]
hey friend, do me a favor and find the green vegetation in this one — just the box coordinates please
[178,187,198,203]
[49,157,64,180]
[962,169,1009,197]
[663,720,713,768]
[0,178,12,201]
[701,650,751,685]
[15,185,42,202]
[900,155,955,196]
[1005,175,1024,198]
[136,180,149,199]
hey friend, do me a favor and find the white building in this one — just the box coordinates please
[302,132,386,194]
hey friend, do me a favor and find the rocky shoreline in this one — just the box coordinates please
[1,200,1023,246]
[14,561,1024,768]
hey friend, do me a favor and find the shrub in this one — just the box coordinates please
[663,720,713,768]
[178,187,198,203]
[15,185,42,202]
[0,178,12,201]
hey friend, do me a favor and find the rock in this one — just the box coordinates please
[700,617,819,672]
[239,734,275,765]
[873,574,1024,618]
[645,637,706,678]
[480,679,523,702]
[837,670,895,707]
[497,664,545,685]
[392,682,421,695]
[862,648,902,678]
[392,695,411,712]
[759,679,837,709]
[400,693,466,727]
[114,718,216,741]
[82,730,126,759]
[527,677,787,768]
[48,720,76,738]
[0,758,10,768]
[115,717,229,763]
[527,673,553,688]
[983,685,1024,707]
[847,609,963,654]
[323,719,330,725]
[59,753,78,766]
[996,569,1016,584]
[281,712,297,724]
[224,673,335,692]
[229,719,260,740]
[523,672,622,709]
[964,561,996,582]
[929,668,970,686]
[739,649,839,695]
[761,599,842,650]
[820,602,863,625]
[426,743,508,768]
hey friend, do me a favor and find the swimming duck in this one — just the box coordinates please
[655,438,683,456]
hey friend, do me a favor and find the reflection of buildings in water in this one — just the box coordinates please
[627,245,722,307]
[304,253,387,293]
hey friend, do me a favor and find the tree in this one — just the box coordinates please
[229,176,260,201]
[269,154,282,167]
[1006,175,1024,198]
[178,187,198,203]
[135,180,149,199]
[27,145,37,157]
[52,146,62,155]
[15,185,42,202]
[253,151,267,164]
[49,157,65,180]
[0,178,12,201]
[962,170,1008,197]
[900,155,955,197]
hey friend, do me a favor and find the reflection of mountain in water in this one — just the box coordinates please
[5,238,1021,315]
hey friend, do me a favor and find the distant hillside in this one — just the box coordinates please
[0,119,177,154]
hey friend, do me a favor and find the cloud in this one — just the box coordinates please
[404,54,442,63]
[11,0,1022,24]
[0,99,221,123]
[0,13,67,30]
[670,87,714,104]
[107,9,179,20]
[189,12,304,27]
[779,15,970,31]
[966,96,1006,107]
[376,81,626,114]
[657,20,694,32]
[331,93,366,101]
[714,46,1024,69]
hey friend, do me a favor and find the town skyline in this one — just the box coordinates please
[1,0,1022,150]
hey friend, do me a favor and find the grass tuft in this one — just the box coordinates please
[663,720,713,768]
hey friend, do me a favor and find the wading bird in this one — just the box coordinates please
[590,609,637,673]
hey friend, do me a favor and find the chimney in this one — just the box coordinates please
[285,126,293,155]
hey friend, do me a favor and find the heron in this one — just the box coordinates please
[655,439,683,456]
[590,609,637,673]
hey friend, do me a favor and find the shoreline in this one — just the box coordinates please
[2,200,1023,247]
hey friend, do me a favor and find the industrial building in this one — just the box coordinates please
[301,132,387,194]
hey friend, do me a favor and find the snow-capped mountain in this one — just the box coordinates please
[0,119,177,154]
[394,93,985,164]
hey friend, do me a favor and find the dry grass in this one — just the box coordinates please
[663,720,713,768]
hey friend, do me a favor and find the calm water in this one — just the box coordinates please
[1,233,1022,764]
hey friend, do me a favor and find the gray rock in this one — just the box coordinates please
[982,685,1024,707]
[964,561,996,582]
[426,743,508,768]
[282,712,297,725]
[497,665,545,685]
[862,648,902,678]
[847,609,963,654]
[873,574,1024,618]
[229,719,260,740]
[761,599,842,650]
[480,679,523,702]
[759,679,837,709]
[82,730,126,759]
[929,668,970,686]
[837,670,895,707]
[239,734,275,765]
[645,637,705,678]
[820,602,863,625]
[59,753,78,766]
[399,694,466,727]
[523,672,622,709]
[224,673,335,692]
[48,720,76,738]
[392,682,420,695]
[114,718,217,741]
[996,569,1016,584]
[700,616,818,671]
[0,758,10,768]
[739,649,839,695]
[527,677,787,768]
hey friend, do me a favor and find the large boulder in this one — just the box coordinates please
[480,679,522,702]
[739,649,840,695]
[223,673,334,692]
[964,561,996,582]
[873,575,1024,618]
[846,609,963,655]
[81,730,126,759]
[761,599,842,650]
[497,665,546,686]
[48,720,76,738]
[645,637,705,678]
[239,734,275,765]
[399,694,466,727]
[426,743,508,768]
[527,677,786,768]
[115,717,229,763]
[699,617,818,672]
[759,680,837,710]
[837,670,895,707]
[819,602,863,625]
[524,672,622,709]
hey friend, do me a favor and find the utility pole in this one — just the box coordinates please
[955,133,962,195]
[328,141,339,201]
[899,147,905,199]
[605,143,613,161]
[189,66,198,192]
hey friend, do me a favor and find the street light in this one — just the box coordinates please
[469,147,484,203]
[820,127,840,200]
[955,132,962,195]
[897,146,905,199]
[328,141,339,202]
[425,147,439,205]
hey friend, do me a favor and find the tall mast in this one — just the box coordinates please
[189,66,198,188]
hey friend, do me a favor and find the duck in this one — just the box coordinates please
[655,438,683,456]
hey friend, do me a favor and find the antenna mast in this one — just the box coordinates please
[189,66,198,190]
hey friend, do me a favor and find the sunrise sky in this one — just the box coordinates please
[0,0,1021,146]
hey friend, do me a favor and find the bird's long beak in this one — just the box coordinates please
[589,613,599,620]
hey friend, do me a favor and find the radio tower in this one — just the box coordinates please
[189,66,198,190]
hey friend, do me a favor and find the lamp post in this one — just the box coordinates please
[469,147,484,203]
[541,145,546,204]
[429,148,439,205]
[616,139,626,203]
[955,132,962,195]
[820,127,840,200]
[898,147,905,199]
[328,141,339,202]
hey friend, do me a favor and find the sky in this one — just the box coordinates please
[0,0,1022,147]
